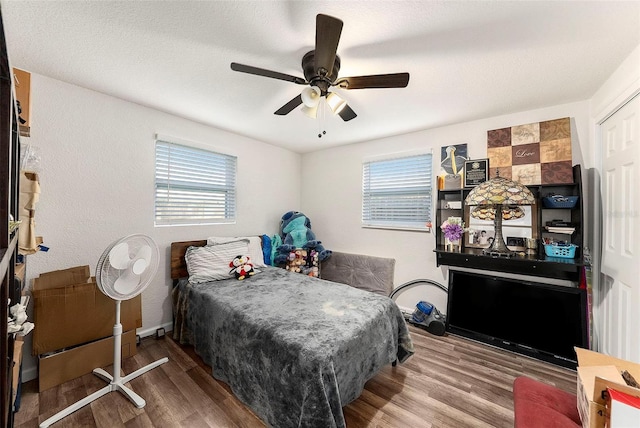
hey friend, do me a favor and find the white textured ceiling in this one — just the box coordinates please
[2,1,639,153]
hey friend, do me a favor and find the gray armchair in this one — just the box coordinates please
[320,251,395,296]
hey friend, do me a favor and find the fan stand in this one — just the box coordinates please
[39,300,168,428]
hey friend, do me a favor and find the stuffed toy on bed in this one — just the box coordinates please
[273,211,332,265]
[229,255,255,280]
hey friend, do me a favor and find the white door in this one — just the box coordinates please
[599,93,640,361]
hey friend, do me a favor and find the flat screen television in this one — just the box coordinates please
[446,270,588,368]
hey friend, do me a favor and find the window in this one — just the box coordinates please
[362,153,432,230]
[155,138,237,226]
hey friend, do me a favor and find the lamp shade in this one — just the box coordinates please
[301,103,318,118]
[326,92,347,114]
[465,176,535,206]
[301,86,321,108]
[470,206,525,221]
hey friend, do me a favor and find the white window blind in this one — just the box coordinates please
[362,153,432,230]
[155,139,237,226]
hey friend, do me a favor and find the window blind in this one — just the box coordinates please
[155,139,237,226]
[362,153,432,229]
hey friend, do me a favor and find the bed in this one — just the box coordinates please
[171,239,414,428]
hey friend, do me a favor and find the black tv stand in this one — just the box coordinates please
[445,269,587,369]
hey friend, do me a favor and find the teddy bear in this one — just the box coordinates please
[229,255,255,280]
[285,249,307,272]
[305,266,319,277]
[273,211,331,265]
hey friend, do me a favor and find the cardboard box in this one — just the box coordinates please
[12,338,23,406]
[577,364,621,428]
[38,329,137,392]
[19,171,41,255]
[34,265,91,290]
[32,266,142,355]
[575,347,640,428]
[13,67,30,137]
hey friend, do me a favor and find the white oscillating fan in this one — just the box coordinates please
[40,234,167,428]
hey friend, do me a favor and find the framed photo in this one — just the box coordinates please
[466,226,495,248]
[464,158,489,188]
[503,226,531,251]
[465,204,539,249]
[507,238,527,249]
[440,143,468,176]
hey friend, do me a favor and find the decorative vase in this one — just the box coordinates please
[445,238,461,252]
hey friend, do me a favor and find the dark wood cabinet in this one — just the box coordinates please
[0,10,22,428]
[435,165,584,282]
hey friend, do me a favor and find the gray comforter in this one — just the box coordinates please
[174,266,413,428]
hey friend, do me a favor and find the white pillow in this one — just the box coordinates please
[185,240,250,283]
[207,236,266,267]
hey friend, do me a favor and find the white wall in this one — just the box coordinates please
[301,101,591,312]
[21,73,301,380]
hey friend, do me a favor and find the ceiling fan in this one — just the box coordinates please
[230,13,410,122]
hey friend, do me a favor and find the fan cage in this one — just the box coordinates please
[96,234,160,300]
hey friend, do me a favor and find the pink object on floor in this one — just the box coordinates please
[513,376,581,428]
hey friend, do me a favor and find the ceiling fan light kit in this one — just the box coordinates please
[230,13,410,129]
[39,234,166,428]
[301,86,322,108]
[302,103,319,119]
[326,92,347,114]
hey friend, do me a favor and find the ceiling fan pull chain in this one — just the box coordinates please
[318,98,327,138]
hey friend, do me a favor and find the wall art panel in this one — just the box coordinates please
[487,117,573,185]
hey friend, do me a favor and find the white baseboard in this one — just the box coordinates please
[136,321,174,339]
[398,305,414,315]
[22,365,37,383]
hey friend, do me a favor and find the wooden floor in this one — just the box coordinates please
[14,325,577,428]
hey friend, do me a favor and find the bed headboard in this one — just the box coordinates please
[170,240,207,280]
[170,240,395,297]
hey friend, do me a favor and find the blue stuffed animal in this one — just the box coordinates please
[273,211,331,265]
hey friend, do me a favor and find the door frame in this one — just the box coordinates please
[592,80,640,353]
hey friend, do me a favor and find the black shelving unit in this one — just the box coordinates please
[0,7,22,427]
[537,167,583,257]
[435,165,584,282]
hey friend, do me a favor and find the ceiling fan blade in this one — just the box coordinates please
[274,94,303,115]
[335,73,410,90]
[315,14,343,79]
[230,63,307,85]
[338,104,357,121]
